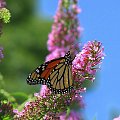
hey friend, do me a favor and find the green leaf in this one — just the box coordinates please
[66,107,70,116]
[16,94,33,111]
[3,116,11,120]
[0,89,16,103]
[0,73,4,89]
[63,0,70,9]
[11,92,28,104]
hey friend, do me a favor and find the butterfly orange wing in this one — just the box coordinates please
[27,58,63,85]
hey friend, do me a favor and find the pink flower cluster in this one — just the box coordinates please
[14,88,83,119]
[0,47,3,61]
[59,111,81,120]
[72,41,104,82]
[46,0,81,61]
[14,99,43,119]
[0,0,6,8]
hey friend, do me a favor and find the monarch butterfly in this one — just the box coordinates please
[26,51,73,94]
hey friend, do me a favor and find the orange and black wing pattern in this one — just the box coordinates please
[26,51,73,94]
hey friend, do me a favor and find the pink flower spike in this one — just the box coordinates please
[0,47,4,61]
[72,4,82,13]
[40,85,51,97]
[46,0,81,59]
[72,40,104,82]
[0,109,2,113]
[13,109,19,114]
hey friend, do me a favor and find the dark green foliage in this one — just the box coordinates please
[11,92,28,104]
[0,89,16,103]
[0,1,53,118]
[0,17,52,93]
[0,73,4,89]
[0,100,14,120]
[6,0,35,23]
[81,80,93,89]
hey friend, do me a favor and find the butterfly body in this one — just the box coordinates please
[27,51,73,94]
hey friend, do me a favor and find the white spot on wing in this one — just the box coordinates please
[36,69,39,73]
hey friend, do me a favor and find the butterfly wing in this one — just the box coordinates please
[26,58,63,85]
[48,60,73,94]
[26,51,73,94]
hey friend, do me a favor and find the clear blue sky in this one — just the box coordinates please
[38,0,120,120]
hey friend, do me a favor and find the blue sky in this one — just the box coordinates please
[38,0,120,120]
